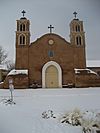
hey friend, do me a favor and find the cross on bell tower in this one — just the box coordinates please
[21,10,26,17]
[48,25,54,33]
[73,11,77,19]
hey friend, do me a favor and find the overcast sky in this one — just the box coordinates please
[0,0,100,62]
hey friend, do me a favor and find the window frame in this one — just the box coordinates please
[76,36,82,46]
[19,34,26,45]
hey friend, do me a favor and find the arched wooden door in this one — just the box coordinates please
[45,65,58,88]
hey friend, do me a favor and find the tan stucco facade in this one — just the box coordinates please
[3,15,100,88]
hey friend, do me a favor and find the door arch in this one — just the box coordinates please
[42,61,62,88]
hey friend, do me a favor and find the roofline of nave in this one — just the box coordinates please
[30,33,70,46]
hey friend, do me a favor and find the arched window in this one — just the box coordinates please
[19,35,25,45]
[76,25,80,32]
[48,51,54,57]
[23,24,25,31]
[20,24,23,31]
[76,36,82,45]
[20,24,25,31]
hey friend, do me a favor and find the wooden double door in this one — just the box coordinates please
[45,65,59,88]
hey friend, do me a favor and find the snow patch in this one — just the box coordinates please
[74,68,97,75]
[8,69,28,76]
[0,82,3,84]
[0,88,100,133]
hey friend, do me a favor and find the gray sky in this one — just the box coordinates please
[0,0,100,62]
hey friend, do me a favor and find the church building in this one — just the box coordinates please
[3,11,100,88]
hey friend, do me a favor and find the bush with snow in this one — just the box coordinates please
[42,110,56,119]
[81,111,100,133]
[59,109,100,133]
[42,108,100,133]
[0,98,16,105]
[60,108,82,126]
[81,116,96,133]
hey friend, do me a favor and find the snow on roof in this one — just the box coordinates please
[8,69,28,76]
[74,68,97,75]
[87,60,100,67]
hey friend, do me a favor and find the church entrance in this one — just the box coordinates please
[42,61,62,88]
[45,65,58,88]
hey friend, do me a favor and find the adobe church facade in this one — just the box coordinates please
[3,11,100,88]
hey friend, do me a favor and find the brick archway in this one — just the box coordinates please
[42,61,62,88]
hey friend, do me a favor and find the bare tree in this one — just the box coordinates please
[0,46,7,64]
[5,60,15,71]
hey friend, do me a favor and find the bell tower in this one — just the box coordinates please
[15,10,30,69]
[70,12,86,68]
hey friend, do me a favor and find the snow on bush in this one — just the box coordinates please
[82,111,100,132]
[95,113,100,128]
[42,108,100,133]
[0,98,16,105]
[60,108,82,126]
[59,109,100,133]
[81,111,96,133]
[42,110,56,119]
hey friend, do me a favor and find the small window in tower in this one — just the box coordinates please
[76,37,78,45]
[20,24,25,31]
[20,24,23,31]
[19,35,25,45]
[78,25,80,31]
[48,51,54,57]
[76,36,81,45]
[23,24,25,31]
[76,25,80,32]
[20,36,22,44]
[23,36,25,44]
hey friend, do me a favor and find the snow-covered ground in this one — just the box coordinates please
[0,88,100,133]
